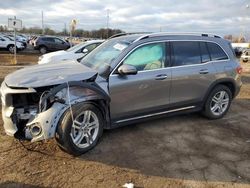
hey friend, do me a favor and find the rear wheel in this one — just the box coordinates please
[202,85,232,119]
[56,103,104,156]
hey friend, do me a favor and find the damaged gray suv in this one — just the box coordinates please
[0,33,242,155]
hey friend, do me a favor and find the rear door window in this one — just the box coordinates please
[207,42,228,61]
[172,41,201,66]
[42,37,55,43]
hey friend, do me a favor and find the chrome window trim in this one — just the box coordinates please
[115,106,196,123]
[109,59,229,76]
[110,40,230,76]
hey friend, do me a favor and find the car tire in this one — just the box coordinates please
[39,46,47,54]
[56,103,104,156]
[202,85,232,119]
[7,45,15,54]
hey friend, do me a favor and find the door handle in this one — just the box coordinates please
[199,69,209,74]
[155,74,168,80]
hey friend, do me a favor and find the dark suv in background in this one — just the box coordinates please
[34,36,70,54]
[1,32,242,155]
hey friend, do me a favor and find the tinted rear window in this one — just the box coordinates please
[41,37,54,42]
[207,42,228,61]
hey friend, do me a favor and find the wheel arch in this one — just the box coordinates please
[82,99,110,129]
[39,81,111,132]
[203,78,237,105]
[7,44,14,48]
[39,45,48,50]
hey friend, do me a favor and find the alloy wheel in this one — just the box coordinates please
[210,90,229,116]
[70,110,99,149]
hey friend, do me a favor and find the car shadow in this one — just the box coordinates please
[241,74,250,84]
[75,98,250,184]
[2,98,250,186]
[8,98,250,184]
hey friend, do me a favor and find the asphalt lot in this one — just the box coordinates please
[0,59,250,187]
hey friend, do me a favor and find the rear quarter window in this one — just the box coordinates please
[207,42,228,61]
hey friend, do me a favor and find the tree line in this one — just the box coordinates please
[0,25,124,39]
[224,34,247,43]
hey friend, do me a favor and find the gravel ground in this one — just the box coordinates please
[0,62,250,188]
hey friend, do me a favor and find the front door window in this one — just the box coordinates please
[123,43,166,71]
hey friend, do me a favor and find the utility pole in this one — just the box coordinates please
[42,11,44,34]
[106,9,110,39]
[64,22,67,35]
[14,16,17,64]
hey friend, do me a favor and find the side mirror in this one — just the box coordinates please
[118,64,137,75]
[82,48,88,53]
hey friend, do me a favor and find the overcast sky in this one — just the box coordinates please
[0,0,250,35]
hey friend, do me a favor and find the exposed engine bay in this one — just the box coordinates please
[1,79,109,142]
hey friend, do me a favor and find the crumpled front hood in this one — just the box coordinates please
[5,61,98,88]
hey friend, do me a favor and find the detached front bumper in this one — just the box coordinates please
[0,82,67,142]
[1,82,35,137]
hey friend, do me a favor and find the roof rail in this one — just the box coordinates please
[108,33,127,39]
[133,32,222,43]
[108,32,151,39]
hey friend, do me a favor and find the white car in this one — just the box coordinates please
[0,35,25,53]
[241,49,250,63]
[38,40,103,64]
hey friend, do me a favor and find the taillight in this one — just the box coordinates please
[236,66,243,74]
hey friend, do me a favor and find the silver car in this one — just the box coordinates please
[0,33,242,155]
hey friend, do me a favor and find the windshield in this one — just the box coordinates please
[80,38,130,72]
[66,42,85,52]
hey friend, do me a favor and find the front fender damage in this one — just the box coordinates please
[8,79,110,142]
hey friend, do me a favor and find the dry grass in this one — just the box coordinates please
[0,53,39,66]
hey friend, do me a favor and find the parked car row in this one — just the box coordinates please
[0,34,25,53]
[231,46,250,63]
[5,34,28,48]
[38,39,103,64]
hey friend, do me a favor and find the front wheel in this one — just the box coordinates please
[7,45,15,54]
[202,85,232,119]
[56,103,104,156]
[39,46,47,54]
